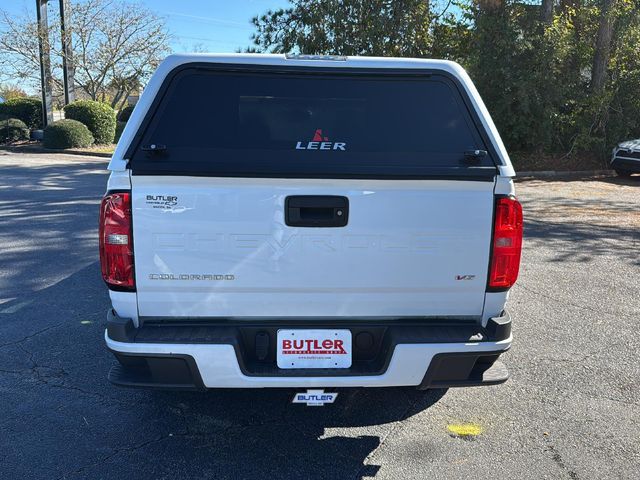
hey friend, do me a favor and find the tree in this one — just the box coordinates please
[591,0,617,92]
[0,83,27,100]
[249,0,640,163]
[250,0,434,56]
[540,0,554,23]
[0,0,171,109]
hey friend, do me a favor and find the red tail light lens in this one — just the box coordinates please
[488,196,523,290]
[99,192,135,290]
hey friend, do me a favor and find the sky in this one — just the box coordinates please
[2,0,291,53]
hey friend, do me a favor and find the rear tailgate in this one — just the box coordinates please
[127,65,498,319]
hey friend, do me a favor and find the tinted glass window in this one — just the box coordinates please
[130,67,495,178]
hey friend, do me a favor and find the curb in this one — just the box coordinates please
[515,169,615,180]
[0,144,112,159]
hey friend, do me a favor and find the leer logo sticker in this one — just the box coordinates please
[295,129,346,151]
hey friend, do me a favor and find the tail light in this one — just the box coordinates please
[99,192,135,290]
[488,196,523,290]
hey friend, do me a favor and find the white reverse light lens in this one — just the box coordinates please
[107,233,129,245]
[495,237,513,248]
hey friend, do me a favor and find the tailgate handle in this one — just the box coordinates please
[285,196,349,227]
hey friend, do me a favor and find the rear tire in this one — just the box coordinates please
[615,168,632,177]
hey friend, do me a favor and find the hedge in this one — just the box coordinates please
[0,118,29,143]
[43,119,94,149]
[0,97,43,129]
[64,100,116,144]
[117,105,135,122]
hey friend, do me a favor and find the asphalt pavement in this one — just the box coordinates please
[0,150,638,479]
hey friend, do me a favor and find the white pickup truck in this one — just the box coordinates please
[100,54,522,391]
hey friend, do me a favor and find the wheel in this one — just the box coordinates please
[615,168,632,177]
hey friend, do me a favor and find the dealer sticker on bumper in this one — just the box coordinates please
[277,329,352,369]
[292,389,338,406]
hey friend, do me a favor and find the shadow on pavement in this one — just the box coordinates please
[142,386,448,479]
[0,159,107,299]
[597,174,640,186]
[519,179,640,266]
[0,262,447,480]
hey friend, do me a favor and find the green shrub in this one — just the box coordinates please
[0,97,42,129]
[64,100,116,144]
[117,105,135,122]
[0,118,29,143]
[43,119,94,149]
[114,121,127,143]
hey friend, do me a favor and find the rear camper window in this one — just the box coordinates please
[129,66,497,178]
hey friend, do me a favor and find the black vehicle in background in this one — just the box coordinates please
[612,139,640,177]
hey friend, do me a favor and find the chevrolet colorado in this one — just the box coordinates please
[100,54,522,391]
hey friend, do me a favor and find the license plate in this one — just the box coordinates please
[277,329,352,369]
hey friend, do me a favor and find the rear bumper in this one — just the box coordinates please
[105,311,512,390]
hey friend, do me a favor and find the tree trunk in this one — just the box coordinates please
[117,92,130,112]
[111,88,124,109]
[591,0,616,92]
[477,0,504,12]
[540,0,554,23]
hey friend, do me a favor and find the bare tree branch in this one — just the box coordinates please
[0,0,171,105]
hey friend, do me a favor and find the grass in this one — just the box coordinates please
[70,144,116,155]
[0,140,115,157]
